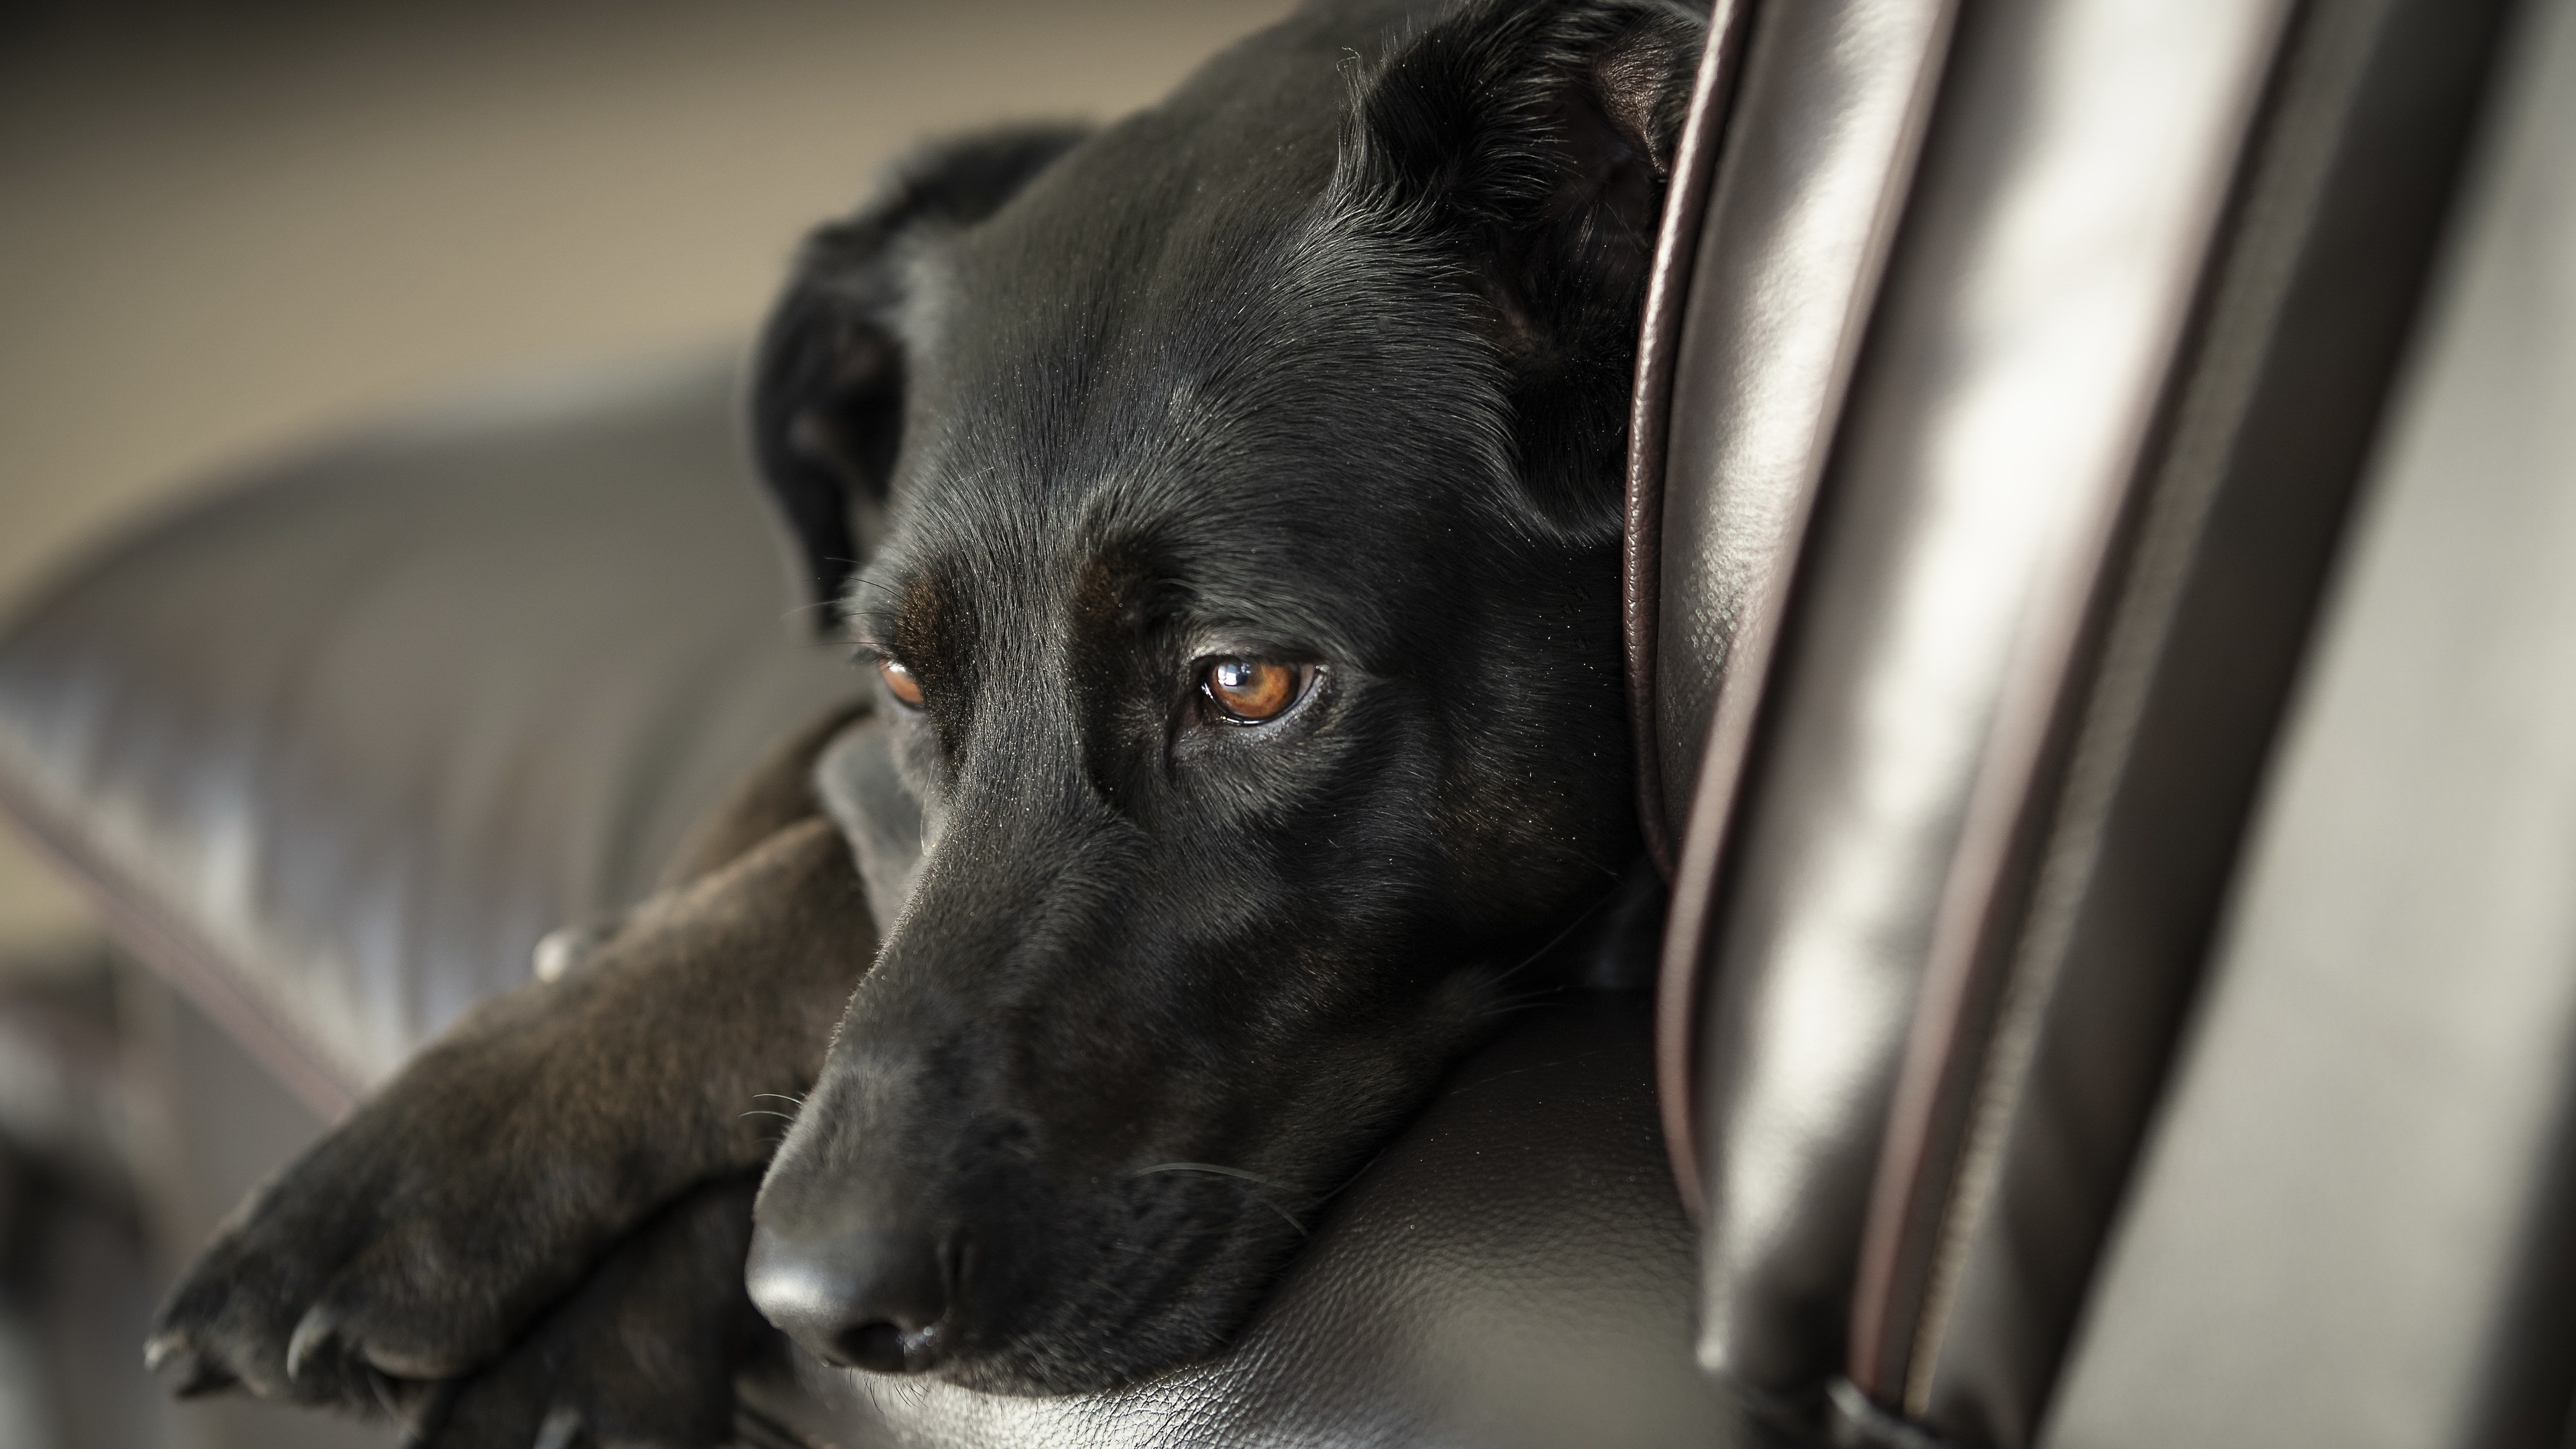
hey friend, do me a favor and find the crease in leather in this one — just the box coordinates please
[1651,0,1962,1224]
[2036,1,2576,1436]
[1686,0,2286,1405]
[1625,0,1755,883]
[1841,0,2298,1408]
[1888,0,2523,1441]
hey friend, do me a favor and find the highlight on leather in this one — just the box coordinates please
[1642,0,1963,1226]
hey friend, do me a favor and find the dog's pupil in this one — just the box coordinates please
[879,657,924,708]
[1210,659,1289,718]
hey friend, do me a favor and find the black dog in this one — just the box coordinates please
[147,0,1704,1437]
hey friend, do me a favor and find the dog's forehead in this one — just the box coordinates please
[869,127,1511,661]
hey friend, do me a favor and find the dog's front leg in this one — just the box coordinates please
[408,1173,770,1449]
[146,706,880,1418]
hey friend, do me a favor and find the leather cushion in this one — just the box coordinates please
[0,352,859,1111]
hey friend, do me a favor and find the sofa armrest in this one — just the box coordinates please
[0,351,860,1112]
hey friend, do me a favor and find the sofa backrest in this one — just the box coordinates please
[1638,0,2534,1442]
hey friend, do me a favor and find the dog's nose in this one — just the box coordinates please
[745,1223,952,1373]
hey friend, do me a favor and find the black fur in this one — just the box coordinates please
[755,123,1096,617]
[753,0,1700,1394]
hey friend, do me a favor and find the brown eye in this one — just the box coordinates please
[1201,657,1307,723]
[877,657,924,708]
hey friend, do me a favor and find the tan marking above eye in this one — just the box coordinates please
[877,657,924,708]
[1202,657,1306,722]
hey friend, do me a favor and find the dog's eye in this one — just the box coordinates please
[1201,657,1309,724]
[877,658,924,709]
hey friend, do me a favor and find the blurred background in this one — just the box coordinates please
[0,1,1287,1444]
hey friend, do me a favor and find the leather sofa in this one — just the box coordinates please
[3,0,2570,1444]
[0,343,1755,1447]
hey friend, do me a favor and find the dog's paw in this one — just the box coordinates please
[147,816,867,1413]
[407,1178,765,1449]
[146,990,651,1408]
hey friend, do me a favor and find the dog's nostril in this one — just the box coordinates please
[745,1223,953,1373]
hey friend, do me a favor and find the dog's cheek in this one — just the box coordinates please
[1423,702,1634,931]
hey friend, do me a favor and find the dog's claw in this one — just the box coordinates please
[533,1403,588,1449]
[285,1303,342,1383]
[144,1336,237,1398]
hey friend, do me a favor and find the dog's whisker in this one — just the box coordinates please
[1130,1163,1309,1238]
[751,1093,806,1108]
[1130,1161,1288,1190]
[742,1110,798,1122]
[1487,888,1617,987]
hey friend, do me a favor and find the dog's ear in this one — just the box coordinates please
[1342,0,1703,539]
[753,124,1091,629]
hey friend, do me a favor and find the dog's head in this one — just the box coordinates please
[745,0,1700,1394]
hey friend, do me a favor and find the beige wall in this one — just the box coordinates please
[0,0,1293,959]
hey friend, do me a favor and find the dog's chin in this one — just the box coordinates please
[911,1195,1308,1397]
[931,1308,1239,1398]
[916,1284,1263,1397]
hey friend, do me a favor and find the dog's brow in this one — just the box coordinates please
[888,571,967,673]
[1071,544,1185,635]
[843,568,923,649]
